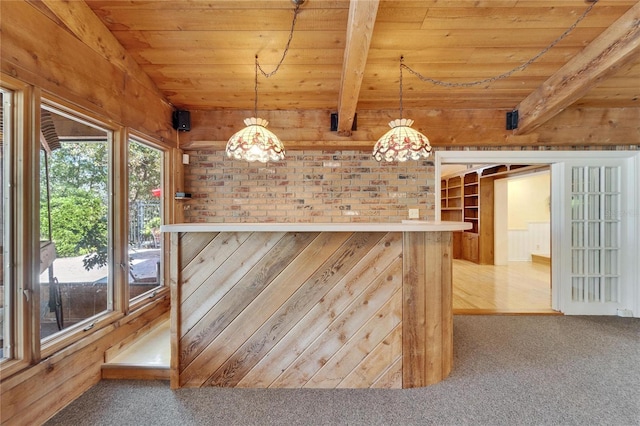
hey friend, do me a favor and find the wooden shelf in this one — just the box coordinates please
[440,176,464,233]
[441,168,492,264]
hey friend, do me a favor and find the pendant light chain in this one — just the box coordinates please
[257,2,302,79]
[254,55,259,118]
[401,0,599,88]
[399,56,404,120]
[227,1,303,163]
[253,1,302,117]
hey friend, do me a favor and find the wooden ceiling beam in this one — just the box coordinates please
[514,1,640,134]
[336,0,379,136]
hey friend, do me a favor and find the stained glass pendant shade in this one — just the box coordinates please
[226,117,285,163]
[372,57,432,162]
[373,118,432,162]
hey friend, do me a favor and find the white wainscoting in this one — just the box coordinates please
[508,222,550,262]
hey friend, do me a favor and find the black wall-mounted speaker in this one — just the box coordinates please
[172,110,191,131]
[506,110,519,130]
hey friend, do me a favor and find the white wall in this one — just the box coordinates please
[507,171,551,261]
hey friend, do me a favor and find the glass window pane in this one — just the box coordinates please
[1,89,11,361]
[39,107,111,340]
[128,139,162,301]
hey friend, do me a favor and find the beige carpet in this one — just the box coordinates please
[46,315,640,426]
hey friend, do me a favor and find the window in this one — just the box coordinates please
[39,105,112,340]
[128,138,163,302]
[0,82,171,372]
[1,88,12,361]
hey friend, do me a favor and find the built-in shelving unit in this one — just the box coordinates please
[440,175,463,221]
[440,175,463,259]
[441,164,543,264]
[463,172,479,234]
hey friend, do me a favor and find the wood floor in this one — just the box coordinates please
[453,259,557,315]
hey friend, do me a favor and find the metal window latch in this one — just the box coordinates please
[83,322,95,331]
[23,289,31,301]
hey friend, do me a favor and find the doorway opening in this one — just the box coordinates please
[436,149,640,317]
[440,163,554,314]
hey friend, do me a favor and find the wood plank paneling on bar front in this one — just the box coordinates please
[237,232,404,388]
[403,231,427,387]
[173,230,453,389]
[179,232,249,302]
[179,232,351,387]
[271,257,403,388]
[178,232,318,374]
[338,323,402,389]
[306,288,402,388]
[402,231,454,388]
[204,232,387,387]
[177,232,218,271]
[180,232,286,335]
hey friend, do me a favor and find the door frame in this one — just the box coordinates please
[434,150,640,317]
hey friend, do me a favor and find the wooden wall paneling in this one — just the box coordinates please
[402,231,427,388]
[177,232,317,376]
[271,256,403,388]
[171,230,457,389]
[179,232,287,332]
[169,148,184,225]
[178,232,349,387]
[169,232,180,389]
[337,322,402,389]
[423,230,443,385]
[179,107,640,150]
[0,1,176,145]
[177,232,219,270]
[440,233,454,377]
[204,232,388,387]
[179,232,252,304]
[371,357,402,389]
[306,288,402,388]
[236,232,404,388]
[402,231,453,388]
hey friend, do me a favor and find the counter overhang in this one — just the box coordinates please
[161,221,471,233]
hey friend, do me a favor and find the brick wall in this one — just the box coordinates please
[182,150,436,223]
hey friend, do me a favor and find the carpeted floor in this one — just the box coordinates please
[46,315,640,426]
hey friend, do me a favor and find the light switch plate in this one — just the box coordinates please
[408,208,419,219]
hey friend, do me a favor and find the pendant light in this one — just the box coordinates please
[226,0,305,163]
[226,56,286,163]
[373,57,432,162]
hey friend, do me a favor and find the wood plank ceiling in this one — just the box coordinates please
[63,1,640,147]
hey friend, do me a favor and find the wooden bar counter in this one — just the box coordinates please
[161,221,470,389]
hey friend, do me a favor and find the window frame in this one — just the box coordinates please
[0,75,36,377]
[38,96,122,357]
[0,77,173,378]
[126,131,169,312]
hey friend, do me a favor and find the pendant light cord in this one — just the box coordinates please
[401,0,599,87]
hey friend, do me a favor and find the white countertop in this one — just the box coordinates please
[161,221,471,233]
